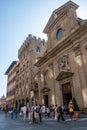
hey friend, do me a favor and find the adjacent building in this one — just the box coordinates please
[5,61,18,107]
[14,35,46,109]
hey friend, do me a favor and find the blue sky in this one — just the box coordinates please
[0,0,87,98]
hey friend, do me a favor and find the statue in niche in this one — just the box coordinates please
[58,55,70,71]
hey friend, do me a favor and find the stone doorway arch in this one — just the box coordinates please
[62,82,72,106]
[41,87,50,107]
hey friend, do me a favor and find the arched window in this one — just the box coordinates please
[56,28,64,40]
[36,47,40,53]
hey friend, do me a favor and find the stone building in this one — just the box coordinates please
[0,95,6,109]
[15,34,46,109]
[5,61,18,107]
[35,1,87,111]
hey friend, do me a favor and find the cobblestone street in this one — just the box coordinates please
[0,112,87,130]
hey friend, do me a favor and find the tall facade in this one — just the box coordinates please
[15,34,46,109]
[5,61,18,107]
[35,1,87,112]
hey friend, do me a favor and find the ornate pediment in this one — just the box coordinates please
[56,71,74,81]
[43,1,78,33]
[41,87,50,93]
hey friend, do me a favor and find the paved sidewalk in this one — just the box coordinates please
[42,113,87,120]
[0,112,87,130]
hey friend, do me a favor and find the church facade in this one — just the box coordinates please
[35,1,87,112]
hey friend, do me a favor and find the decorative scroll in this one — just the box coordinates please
[73,44,81,56]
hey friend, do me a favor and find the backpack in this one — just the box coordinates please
[57,106,63,114]
[36,106,40,113]
[57,108,59,113]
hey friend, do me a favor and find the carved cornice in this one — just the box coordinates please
[56,71,74,81]
[41,87,50,93]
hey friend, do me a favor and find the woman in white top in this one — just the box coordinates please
[22,105,27,121]
[55,105,58,120]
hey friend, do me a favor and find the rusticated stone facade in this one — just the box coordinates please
[35,1,87,112]
[15,34,47,109]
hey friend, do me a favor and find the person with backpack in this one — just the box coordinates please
[35,104,39,123]
[57,106,65,122]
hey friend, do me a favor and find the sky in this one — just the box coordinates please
[0,0,87,98]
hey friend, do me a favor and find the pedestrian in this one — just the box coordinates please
[10,107,14,119]
[22,104,27,121]
[39,105,42,123]
[63,104,68,114]
[55,104,58,120]
[28,105,33,124]
[32,106,35,123]
[41,104,46,119]
[57,106,65,122]
[68,100,74,119]
[47,107,50,118]
[34,104,39,123]
[14,107,18,118]
[4,105,8,117]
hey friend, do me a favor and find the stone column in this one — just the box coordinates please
[73,44,87,108]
